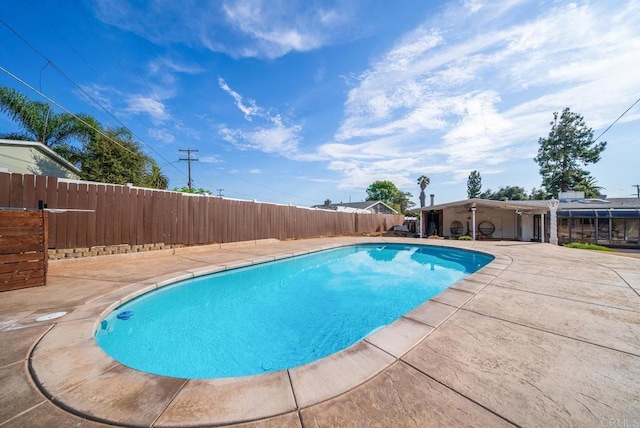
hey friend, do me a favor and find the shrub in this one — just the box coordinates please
[458,235,473,241]
[563,242,615,252]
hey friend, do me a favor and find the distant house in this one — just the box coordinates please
[0,139,80,179]
[312,200,398,214]
[412,191,640,247]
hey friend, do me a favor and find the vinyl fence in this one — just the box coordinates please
[0,172,403,250]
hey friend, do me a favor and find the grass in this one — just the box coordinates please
[563,242,616,252]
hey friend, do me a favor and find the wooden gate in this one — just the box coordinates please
[0,209,48,291]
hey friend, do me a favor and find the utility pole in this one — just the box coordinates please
[633,184,640,198]
[216,189,224,197]
[179,149,198,191]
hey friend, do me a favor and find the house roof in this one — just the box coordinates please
[554,198,640,209]
[412,197,640,213]
[411,198,549,214]
[0,139,81,174]
[312,200,398,213]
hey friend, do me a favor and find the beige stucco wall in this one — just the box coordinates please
[0,144,80,179]
[441,207,520,239]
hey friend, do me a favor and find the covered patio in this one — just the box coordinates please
[414,199,551,242]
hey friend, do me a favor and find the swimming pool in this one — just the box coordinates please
[95,244,493,379]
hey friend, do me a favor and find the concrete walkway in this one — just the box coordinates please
[0,237,638,427]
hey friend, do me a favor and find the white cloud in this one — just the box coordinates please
[125,96,169,123]
[219,0,342,58]
[218,79,303,158]
[92,0,357,59]
[77,84,173,126]
[77,84,115,111]
[147,128,175,144]
[148,57,204,76]
[320,0,640,192]
[249,168,261,174]
[464,0,484,14]
[218,77,260,120]
[219,120,301,156]
[199,155,222,163]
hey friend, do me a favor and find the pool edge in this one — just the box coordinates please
[31,239,510,426]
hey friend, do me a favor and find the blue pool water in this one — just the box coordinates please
[95,244,493,379]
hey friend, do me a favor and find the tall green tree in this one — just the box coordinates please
[416,175,430,207]
[366,180,414,213]
[0,85,97,157]
[467,170,482,199]
[493,186,528,201]
[534,107,606,197]
[478,189,493,199]
[480,186,528,201]
[529,187,548,200]
[366,180,400,204]
[392,190,415,213]
[1,85,170,188]
[79,127,154,187]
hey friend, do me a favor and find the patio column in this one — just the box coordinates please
[471,207,476,240]
[548,199,559,245]
[419,210,424,238]
[540,210,545,243]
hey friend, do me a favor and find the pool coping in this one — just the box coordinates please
[28,241,512,427]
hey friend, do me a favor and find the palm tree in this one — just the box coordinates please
[574,176,604,199]
[417,175,430,207]
[142,163,170,190]
[0,85,96,157]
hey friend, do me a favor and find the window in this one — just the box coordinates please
[581,218,595,242]
[611,218,640,245]
[558,218,570,239]
[628,219,639,243]
[597,218,609,242]
[611,218,626,242]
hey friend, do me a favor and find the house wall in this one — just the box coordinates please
[441,207,520,239]
[335,206,370,214]
[370,204,396,214]
[0,145,80,179]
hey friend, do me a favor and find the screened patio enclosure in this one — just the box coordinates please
[557,210,640,247]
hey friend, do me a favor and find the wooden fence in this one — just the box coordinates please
[0,172,404,249]
[0,209,48,291]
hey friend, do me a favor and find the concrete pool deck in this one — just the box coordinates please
[0,237,638,427]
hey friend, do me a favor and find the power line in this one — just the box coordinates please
[594,96,640,143]
[2,57,316,206]
[195,165,321,204]
[0,65,142,159]
[0,14,322,205]
[0,18,187,180]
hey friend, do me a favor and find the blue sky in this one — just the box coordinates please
[1,0,639,206]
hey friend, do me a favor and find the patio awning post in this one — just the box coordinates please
[471,207,476,240]
[548,199,559,245]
